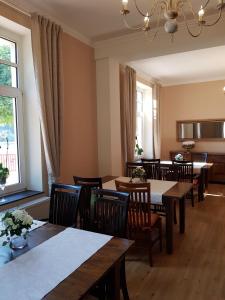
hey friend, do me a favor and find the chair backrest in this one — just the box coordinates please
[49,183,81,227]
[90,189,129,238]
[172,160,193,183]
[73,176,102,229]
[141,159,161,179]
[126,162,144,177]
[115,180,152,230]
[191,152,208,162]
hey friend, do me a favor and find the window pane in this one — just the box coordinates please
[0,96,19,185]
[0,38,16,63]
[0,64,17,87]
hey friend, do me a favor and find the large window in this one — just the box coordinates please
[0,34,25,193]
[136,81,153,158]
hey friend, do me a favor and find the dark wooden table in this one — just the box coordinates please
[160,161,213,201]
[13,223,134,300]
[102,176,192,255]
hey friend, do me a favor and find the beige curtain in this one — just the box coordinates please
[31,13,63,182]
[120,65,136,174]
[152,83,161,158]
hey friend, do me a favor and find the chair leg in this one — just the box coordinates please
[174,201,177,224]
[120,258,130,300]
[148,231,153,267]
[191,188,194,207]
[158,219,163,252]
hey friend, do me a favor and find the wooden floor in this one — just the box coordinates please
[125,184,225,300]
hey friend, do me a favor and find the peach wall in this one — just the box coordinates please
[160,80,225,159]
[60,33,98,183]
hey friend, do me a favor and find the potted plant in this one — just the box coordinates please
[135,137,143,159]
[0,163,9,185]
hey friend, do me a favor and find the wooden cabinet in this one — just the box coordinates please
[169,151,225,183]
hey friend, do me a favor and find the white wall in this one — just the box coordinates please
[96,58,122,176]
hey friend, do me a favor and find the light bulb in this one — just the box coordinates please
[122,0,128,9]
[198,6,205,21]
[143,13,150,31]
[121,0,129,15]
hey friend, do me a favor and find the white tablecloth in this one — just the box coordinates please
[0,228,112,300]
[161,161,206,174]
[103,177,177,205]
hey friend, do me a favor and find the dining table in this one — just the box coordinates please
[160,161,213,200]
[0,223,134,300]
[102,176,193,255]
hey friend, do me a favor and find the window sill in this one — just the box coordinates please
[0,190,43,207]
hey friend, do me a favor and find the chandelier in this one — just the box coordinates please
[120,0,225,38]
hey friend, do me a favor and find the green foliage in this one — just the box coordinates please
[0,45,14,125]
[0,162,9,183]
[135,137,143,156]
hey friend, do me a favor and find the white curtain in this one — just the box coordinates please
[152,83,161,158]
[31,13,63,183]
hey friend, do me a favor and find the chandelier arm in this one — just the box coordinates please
[149,0,163,18]
[185,0,197,17]
[133,0,148,17]
[122,16,144,30]
[203,8,223,26]
[202,0,211,10]
[151,5,163,40]
[181,7,203,37]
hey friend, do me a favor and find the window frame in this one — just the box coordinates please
[0,27,26,194]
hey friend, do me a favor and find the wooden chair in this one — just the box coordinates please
[115,180,162,266]
[141,159,161,180]
[49,183,81,227]
[73,176,102,230]
[89,189,130,300]
[172,160,195,206]
[126,162,144,177]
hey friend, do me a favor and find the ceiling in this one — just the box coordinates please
[5,0,219,41]
[131,45,225,86]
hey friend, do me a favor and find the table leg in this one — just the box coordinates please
[179,196,185,234]
[109,259,121,300]
[164,196,174,254]
[198,170,204,201]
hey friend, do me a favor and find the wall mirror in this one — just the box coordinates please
[177,119,225,141]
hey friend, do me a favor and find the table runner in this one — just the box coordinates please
[0,228,112,300]
[103,176,177,205]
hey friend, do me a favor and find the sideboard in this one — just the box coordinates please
[170,151,225,183]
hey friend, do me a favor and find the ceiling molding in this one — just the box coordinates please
[0,0,92,46]
[161,76,225,87]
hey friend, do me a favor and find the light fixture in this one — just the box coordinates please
[120,0,225,38]
[223,86,225,93]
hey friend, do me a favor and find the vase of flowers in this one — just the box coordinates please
[182,140,195,152]
[175,153,184,161]
[131,167,147,182]
[0,209,33,249]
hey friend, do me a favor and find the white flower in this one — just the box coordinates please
[22,214,33,226]
[12,209,25,221]
[4,217,14,227]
